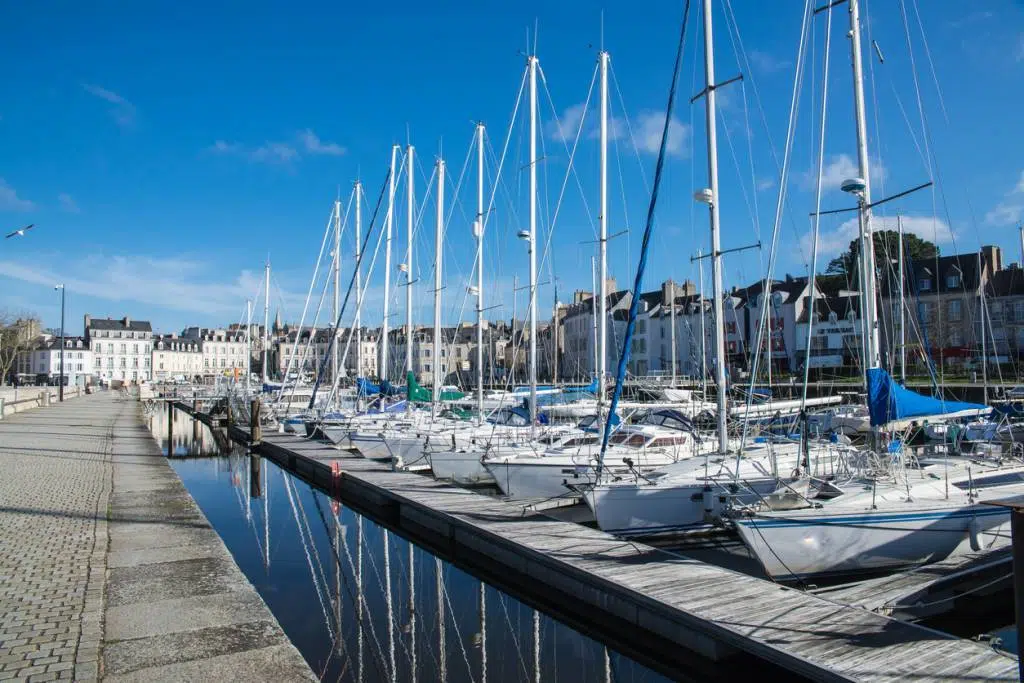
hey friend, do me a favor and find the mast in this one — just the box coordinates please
[262,260,270,384]
[245,300,252,395]
[475,123,486,417]
[406,145,416,377]
[383,145,398,382]
[528,54,539,425]
[433,157,445,412]
[598,49,610,406]
[591,257,599,380]
[354,181,363,380]
[669,282,677,385]
[700,0,729,454]
[980,252,988,405]
[898,216,906,382]
[848,0,880,372]
[333,198,341,386]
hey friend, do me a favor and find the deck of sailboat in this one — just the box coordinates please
[193,409,1018,681]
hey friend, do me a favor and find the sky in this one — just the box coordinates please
[1,1,1023,336]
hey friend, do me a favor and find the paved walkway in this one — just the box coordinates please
[0,392,314,681]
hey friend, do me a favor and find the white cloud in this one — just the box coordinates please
[546,102,588,141]
[211,129,343,165]
[57,193,80,214]
[803,214,955,260]
[748,50,790,74]
[0,179,34,212]
[298,129,346,156]
[801,153,887,192]
[756,177,775,191]
[81,83,136,127]
[0,254,303,318]
[985,170,1024,226]
[635,111,690,157]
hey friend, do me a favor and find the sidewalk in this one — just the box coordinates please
[0,392,314,681]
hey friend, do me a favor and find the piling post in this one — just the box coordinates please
[167,403,174,457]
[226,399,233,428]
[250,398,262,446]
[249,454,262,498]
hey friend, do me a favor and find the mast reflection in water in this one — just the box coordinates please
[149,404,669,682]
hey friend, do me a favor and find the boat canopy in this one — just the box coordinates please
[405,371,466,403]
[356,377,380,396]
[635,408,696,433]
[867,368,988,427]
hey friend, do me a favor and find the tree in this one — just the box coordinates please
[0,312,41,384]
[826,230,938,280]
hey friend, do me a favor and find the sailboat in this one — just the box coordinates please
[731,0,1024,581]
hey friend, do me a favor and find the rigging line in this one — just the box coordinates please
[537,62,599,236]
[437,571,478,683]
[802,0,835,410]
[535,60,599,282]
[282,474,335,640]
[482,62,529,235]
[740,0,813,453]
[721,0,808,264]
[291,477,337,624]
[276,200,346,404]
[309,495,390,682]
[598,0,691,471]
[309,166,392,408]
[908,0,950,126]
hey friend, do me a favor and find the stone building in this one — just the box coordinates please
[85,315,153,383]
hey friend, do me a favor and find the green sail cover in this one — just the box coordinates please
[406,371,466,403]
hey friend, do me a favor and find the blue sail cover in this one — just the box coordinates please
[379,380,404,397]
[867,368,987,427]
[356,377,381,397]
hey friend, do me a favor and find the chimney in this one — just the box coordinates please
[661,280,675,306]
[605,277,617,295]
[84,314,92,330]
[123,316,131,328]
[981,245,1002,277]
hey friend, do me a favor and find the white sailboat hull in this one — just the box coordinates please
[584,476,783,537]
[428,449,494,486]
[485,451,680,500]
[734,503,1010,581]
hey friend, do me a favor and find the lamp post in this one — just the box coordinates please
[54,284,65,401]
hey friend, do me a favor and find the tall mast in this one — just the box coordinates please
[700,0,729,454]
[598,49,610,406]
[669,282,677,385]
[528,54,539,425]
[333,197,341,386]
[433,157,445,412]
[848,0,880,371]
[262,260,270,384]
[591,257,599,379]
[354,181,363,379]
[382,145,398,382]
[406,145,416,377]
[897,216,906,382]
[980,252,988,405]
[475,123,486,417]
[245,299,252,394]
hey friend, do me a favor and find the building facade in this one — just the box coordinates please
[18,336,93,386]
[151,335,203,381]
[85,315,153,383]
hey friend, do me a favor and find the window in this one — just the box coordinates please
[424,363,431,372]
[949,329,962,346]
[948,300,962,322]
[946,274,961,289]
[918,302,932,323]
[918,278,932,291]
[1015,302,1024,323]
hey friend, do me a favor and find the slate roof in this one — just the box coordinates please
[88,317,152,332]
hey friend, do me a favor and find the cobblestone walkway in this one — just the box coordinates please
[0,393,120,682]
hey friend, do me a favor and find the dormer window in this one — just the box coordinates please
[946,274,961,289]
[918,277,932,291]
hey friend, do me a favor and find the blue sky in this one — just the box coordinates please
[1,1,1022,335]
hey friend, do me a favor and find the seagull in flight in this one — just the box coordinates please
[5,224,35,239]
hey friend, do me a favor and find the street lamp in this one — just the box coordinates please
[54,284,65,401]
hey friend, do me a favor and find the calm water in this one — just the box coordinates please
[149,404,671,682]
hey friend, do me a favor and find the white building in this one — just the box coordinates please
[86,315,153,383]
[182,327,248,380]
[20,336,93,386]
[151,335,204,381]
